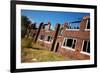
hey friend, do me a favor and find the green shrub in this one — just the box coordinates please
[27,40,32,48]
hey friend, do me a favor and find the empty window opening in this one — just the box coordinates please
[86,19,90,29]
[82,40,90,53]
[47,36,53,42]
[63,38,76,49]
[40,35,45,40]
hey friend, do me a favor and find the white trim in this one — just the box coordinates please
[61,46,75,51]
[81,51,90,56]
[44,41,52,44]
[39,35,53,44]
[58,36,62,37]
[84,29,90,31]
[81,40,90,55]
[85,19,90,30]
[47,35,52,41]
[61,37,77,51]
[38,39,43,41]
[85,19,90,31]
[38,39,52,44]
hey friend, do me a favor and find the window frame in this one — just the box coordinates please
[66,22,80,31]
[39,35,45,40]
[46,35,53,42]
[85,19,90,31]
[81,40,90,55]
[61,37,77,51]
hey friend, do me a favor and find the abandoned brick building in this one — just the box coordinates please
[28,16,90,60]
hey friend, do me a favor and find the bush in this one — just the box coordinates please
[27,41,32,48]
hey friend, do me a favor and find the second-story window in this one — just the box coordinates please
[67,21,81,30]
[86,19,90,29]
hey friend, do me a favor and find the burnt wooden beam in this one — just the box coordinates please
[34,22,43,43]
[55,43,59,52]
[51,24,60,51]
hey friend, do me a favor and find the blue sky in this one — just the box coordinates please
[21,10,90,29]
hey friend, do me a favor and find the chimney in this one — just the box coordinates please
[80,16,90,31]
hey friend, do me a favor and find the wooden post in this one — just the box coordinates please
[55,43,59,52]
[35,22,43,43]
[51,24,60,51]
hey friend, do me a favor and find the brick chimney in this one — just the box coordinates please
[80,16,90,31]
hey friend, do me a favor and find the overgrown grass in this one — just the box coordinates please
[21,37,46,50]
[21,48,67,63]
[21,37,33,49]
[21,37,78,63]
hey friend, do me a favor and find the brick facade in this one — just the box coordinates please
[30,16,90,60]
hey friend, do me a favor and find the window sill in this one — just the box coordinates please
[80,51,90,56]
[38,39,52,44]
[61,46,75,51]
[85,29,90,31]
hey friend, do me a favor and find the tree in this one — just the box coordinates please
[31,23,37,30]
[26,23,37,39]
[21,16,31,38]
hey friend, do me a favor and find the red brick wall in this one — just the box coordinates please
[31,16,90,60]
